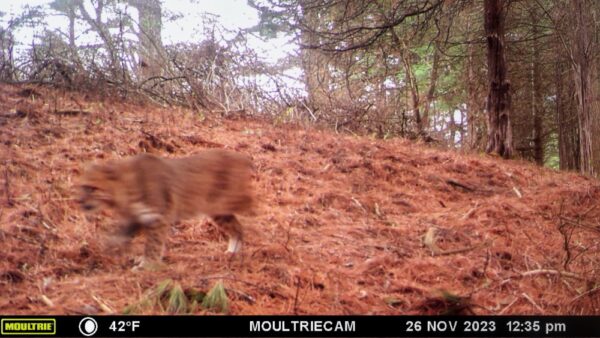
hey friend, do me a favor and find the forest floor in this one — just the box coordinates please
[1,83,599,315]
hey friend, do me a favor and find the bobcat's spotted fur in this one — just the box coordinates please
[77,149,254,269]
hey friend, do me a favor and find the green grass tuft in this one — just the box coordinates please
[167,284,188,314]
[201,281,229,313]
[123,279,229,314]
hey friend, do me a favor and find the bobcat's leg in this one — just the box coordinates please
[106,220,142,248]
[134,222,168,271]
[211,214,243,253]
[109,202,160,249]
[129,194,172,270]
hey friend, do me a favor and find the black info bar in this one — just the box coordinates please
[1,316,599,337]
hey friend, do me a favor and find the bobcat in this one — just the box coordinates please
[77,149,254,269]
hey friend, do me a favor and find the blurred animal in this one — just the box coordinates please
[77,149,254,270]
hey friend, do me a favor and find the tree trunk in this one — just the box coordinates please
[77,0,121,79]
[299,3,330,113]
[484,0,513,158]
[422,43,440,131]
[556,52,580,170]
[530,8,544,165]
[0,29,15,80]
[449,108,456,147]
[391,30,423,136]
[402,53,422,135]
[68,6,76,49]
[465,17,484,150]
[459,109,466,146]
[128,0,163,78]
[571,0,600,176]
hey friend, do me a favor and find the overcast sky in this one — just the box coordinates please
[0,0,294,63]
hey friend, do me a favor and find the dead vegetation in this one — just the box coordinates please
[1,84,600,315]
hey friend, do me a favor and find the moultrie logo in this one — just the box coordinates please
[1,318,56,335]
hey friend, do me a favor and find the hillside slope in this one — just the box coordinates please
[1,84,599,314]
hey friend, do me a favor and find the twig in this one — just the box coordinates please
[92,295,115,314]
[374,203,383,217]
[521,292,544,313]
[4,164,13,207]
[570,285,600,304]
[198,275,287,299]
[556,200,573,269]
[581,205,597,217]
[36,205,57,231]
[446,179,475,192]
[520,269,583,280]
[40,295,54,308]
[351,197,367,213]
[512,186,522,198]
[209,109,247,115]
[283,218,294,252]
[498,297,519,315]
[299,99,317,121]
[293,276,301,314]
[138,75,186,88]
[560,216,600,234]
[51,110,90,116]
[482,248,491,276]
[225,288,255,304]
[558,219,574,270]
[432,243,487,256]
[461,202,479,220]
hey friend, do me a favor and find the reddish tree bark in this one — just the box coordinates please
[571,0,600,177]
[484,0,513,158]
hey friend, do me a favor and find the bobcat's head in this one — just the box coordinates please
[77,162,120,211]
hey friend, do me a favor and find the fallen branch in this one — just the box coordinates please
[432,243,487,257]
[0,112,28,119]
[52,110,90,116]
[446,179,475,192]
[558,215,574,270]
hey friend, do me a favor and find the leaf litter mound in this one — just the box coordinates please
[1,84,599,315]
